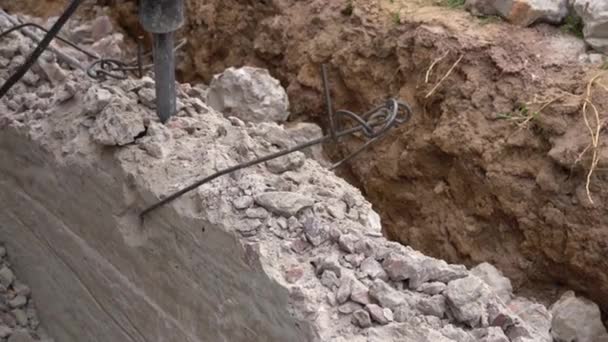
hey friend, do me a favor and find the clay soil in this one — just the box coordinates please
[4,0,608,313]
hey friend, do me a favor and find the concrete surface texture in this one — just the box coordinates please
[0,9,607,342]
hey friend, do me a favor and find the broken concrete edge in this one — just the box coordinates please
[0,10,605,342]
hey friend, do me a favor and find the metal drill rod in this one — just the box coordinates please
[153,32,177,123]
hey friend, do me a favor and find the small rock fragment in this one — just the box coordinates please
[314,257,342,278]
[472,327,510,342]
[0,266,15,288]
[320,270,340,289]
[255,192,314,217]
[393,304,414,323]
[8,295,26,309]
[232,196,253,210]
[12,309,27,327]
[417,282,447,295]
[303,217,330,246]
[471,262,512,303]
[417,295,447,318]
[369,279,404,309]
[245,207,269,219]
[82,88,112,116]
[284,266,304,284]
[138,88,156,109]
[338,234,358,253]
[338,302,362,314]
[7,329,35,342]
[265,152,305,174]
[352,309,372,328]
[343,253,365,268]
[36,60,66,86]
[0,324,12,338]
[350,279,371,305]
[336,276,353,304]
[360,257,388,280]
[366,304,392,325]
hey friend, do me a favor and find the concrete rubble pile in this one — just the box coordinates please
[1,10,607,342]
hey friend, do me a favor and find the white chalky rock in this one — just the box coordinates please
[550,291,608,342]
[465,0,569,26]
[471,262,513,303]
[207,66,290,123]
[507,297,552,342]
[572,0,608,53]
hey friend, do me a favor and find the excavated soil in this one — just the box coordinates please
[4,0,608,314]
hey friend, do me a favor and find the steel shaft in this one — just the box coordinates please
[152,32,176,123]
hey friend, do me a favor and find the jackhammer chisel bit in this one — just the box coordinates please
[139,0,185,123]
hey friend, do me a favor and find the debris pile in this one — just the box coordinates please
[1,7,608,342]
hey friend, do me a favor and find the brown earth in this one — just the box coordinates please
[4,0,608,312]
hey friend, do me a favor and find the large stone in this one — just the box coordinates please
[471,263,512,304]
[550,291,608,342]
[207,67,290,123]
[445,276,492,327]
[572,0,608,53]
[507,297,552,342]
[254,192,314,217]
[465,0,569,26]
[90,102,146,146]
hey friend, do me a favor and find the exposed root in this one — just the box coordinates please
[425,51,449,83]
[425,54,464,98]
[580,73,606,204]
